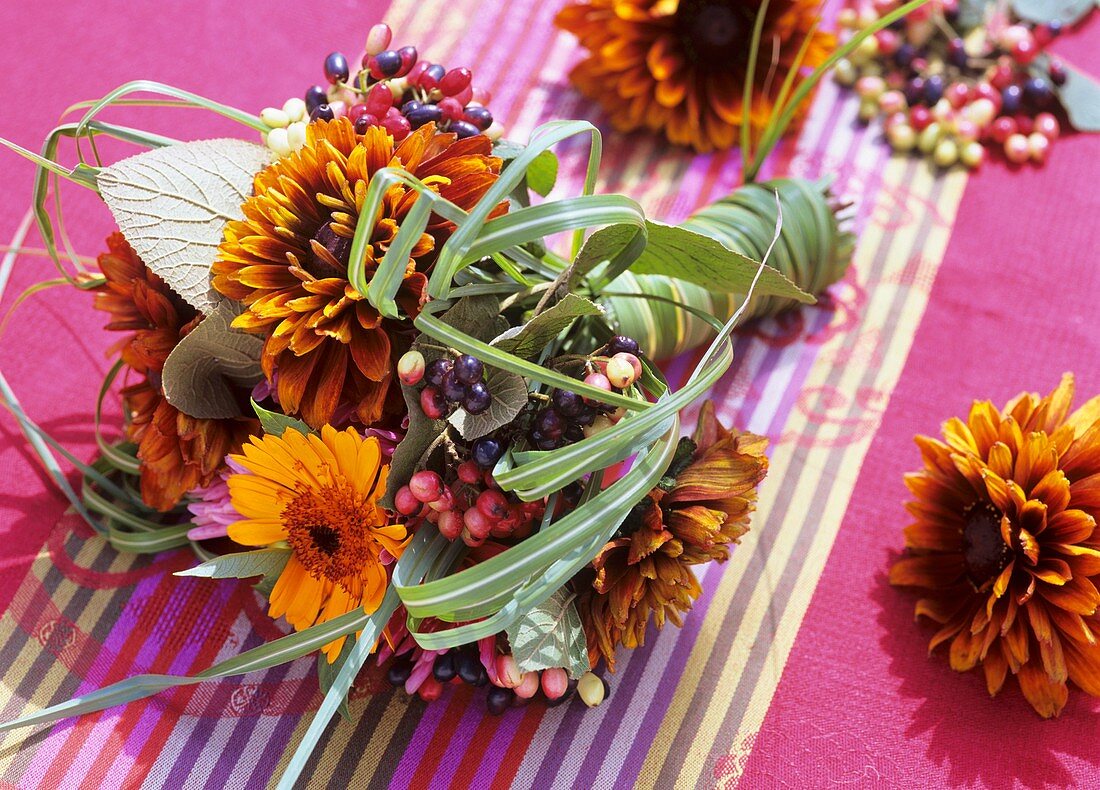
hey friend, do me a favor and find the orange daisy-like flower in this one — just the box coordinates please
[891,374,1100,718]
[579,402,769,668]
[93,233,254,511]
[212,119,504,429]
[227,425,408,661]
[555,0,834,152]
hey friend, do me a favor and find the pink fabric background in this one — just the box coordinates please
[1,2,1099,787]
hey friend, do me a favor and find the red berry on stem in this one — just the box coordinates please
[429,487,455,512]
[1012,38,1038,66]
[477,489,510,521]
[1034,112,1060,141]
[909,106,932,132]
[410,471,445,503]
[438,509,464,540]
[365,83,394,116]
[440,67,472,96]
[382,114,412,140]
[420,386,447,419]
[457,460,482,485]
[438,97,464,122]
[407,61,431,86]
[990,116,1017,143]
[396,46,418,78]
[394,486,420,515]
[348,103,370,124]
[464,507,492,539]
[418,676,443,701]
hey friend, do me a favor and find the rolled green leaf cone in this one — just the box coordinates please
[607,176,855,360]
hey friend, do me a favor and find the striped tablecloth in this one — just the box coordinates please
[1,1,1098,787]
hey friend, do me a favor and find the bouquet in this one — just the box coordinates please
[0,5,923,786]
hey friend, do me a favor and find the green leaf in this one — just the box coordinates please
[448,365,527,440]
[526,150,559,197]
[1011,0,1095,25]
[317,635,355,722]
[495,294,603,360]
[97,137,271,313]
[161,301,264,419]
[626,221,814,304]
[505,587,589,679]
[251,399,311,437]
[1051,56,1100,133]
[175,548,290,596]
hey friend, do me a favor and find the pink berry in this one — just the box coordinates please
[382,114,412,140]
[878,90,906,115]
[582,372,612,401]
[429,487,455,512]
[989,116,1017,144]
[1004,134,1030,164]
[460,526,485,547]
[955,119,980,143]
[394,485,420,516]
[407,61,431,86]
[990,62,1015,90]
[420,386,447,419]
[875,29,900,56]
[348,103,370,124]
[471,86,492,105]
[440,67,472,97]
[365,83,394,116]
[1012,38,1038,66]
[438,97,464,122]
[477,489,510,521]
[1015,115,1034,136]
[453,85,474,105]
[457,460,481,485]
[541,668,569,700]
[1028,132,1050,163]
[973,82,1001,112]
[1034,112,1060,140]
[514,671,539,699]
[364,23,392,57]
[438,509,464,540]
[410,471,444,503]
[464,506,492,539]
[909,106,932,131]
[397,349,426,386]
[496,655,523,688]
[945,83,970,109]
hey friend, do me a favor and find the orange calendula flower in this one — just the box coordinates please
[227,425,408,661]
[212,119,504,429]
[579,401,769,669]
[555,0,834,152]
[891,374,1100,718]
[93,233,254,511]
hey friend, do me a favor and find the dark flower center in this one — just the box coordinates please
[303,221,353,279]
[676,1,752,63]
[962,503,1011,590]
[309,524,342,556]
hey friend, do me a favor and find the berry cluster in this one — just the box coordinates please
[399,349,493,419]
[395,467,541,548]
[835,0,1070,169]
[531,335,645,450]
[266,23,500,159]
[387,647,608,713]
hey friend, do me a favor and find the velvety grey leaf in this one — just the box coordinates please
[98,138,271,313]
[1011,0,1094,25]
[447,366,528,440]
[505,587,589,679]
[495,294,603,361]
[162,300,264,419]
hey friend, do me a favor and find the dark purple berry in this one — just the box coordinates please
[387,657,413,687]
[1024,77,1052,109]
[453,354,484,385]
[463,381,492,414]
[324,52,350,85]
[472,437,504,468]
[947,38,967,69]
[310,103,335,122]
[923,75,944,105]
[606,335,640,356]
[904,77,926,107]
[463,106,493,131]
[396,46,418,78]
[370,49,403,79]
[442,370,467,403]
[450,120,481,139]
[535,409,564,439]
[1047,20,1063,37]
[354,116,372,135]
[1049,59,1067,86]
[419,63,446,91]
[1001,84,1023,116]
[305,85,327,114]
[402,100,424,116]
[487,686,513,715]
[433,652,457,683]
[456,651,484,685]
[894,43,916,69]
[407,105,443,129]
[425,358,452,388]
[552,389,583,417]
[564,424,585,443]
[574,405,596,427]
